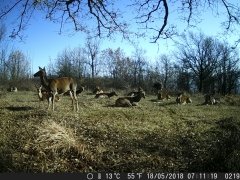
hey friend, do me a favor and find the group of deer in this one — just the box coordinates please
[34,66,145,110]
[153,82,218,105]
[153,82,192,105]
[92,86,145,107]
[34,67,217,111]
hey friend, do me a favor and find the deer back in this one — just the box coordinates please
[49,77,77,93]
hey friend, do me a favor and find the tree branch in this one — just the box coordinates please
[65,0,78,31]
[0,0,23,19]
[10,0,31,39]
[151,0,168,43]
[221,0,239,30]
[138,0,161,24]
[187,0,193,25]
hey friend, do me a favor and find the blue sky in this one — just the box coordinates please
[2,0,240,74]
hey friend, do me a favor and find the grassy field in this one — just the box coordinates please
[0,90,240,172]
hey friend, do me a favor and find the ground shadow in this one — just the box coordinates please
[5,106,34,111]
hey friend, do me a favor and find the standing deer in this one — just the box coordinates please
[34,66,79,111]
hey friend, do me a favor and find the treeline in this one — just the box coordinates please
[46,33,240,94]
[0,30,240,94]
[0,49,32,90]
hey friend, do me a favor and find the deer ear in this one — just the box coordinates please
[43,67,46,71]
[39,66,42,70]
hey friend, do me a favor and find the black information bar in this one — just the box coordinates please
[1,172,239,180]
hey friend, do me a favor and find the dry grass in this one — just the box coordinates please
[0,90,240,172]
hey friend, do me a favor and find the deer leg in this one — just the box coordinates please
[73,90,79,111]
[47,94,52,110]
[69,91,75,111]
[52,92,57,111]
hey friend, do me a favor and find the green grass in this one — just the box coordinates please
[0,90,240,172]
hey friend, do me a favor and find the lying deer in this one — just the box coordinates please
[157,90,171,100]
[95,91,118,98]
[127,91,138,97]
[34,66,79,111]
[93,86,103,94]
[8,86,18,92]
[115,90,145,107]
[127,87,144,97]
[203,94,216,105]
[176,93,192,105]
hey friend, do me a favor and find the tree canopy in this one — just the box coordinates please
[0,0,239,43]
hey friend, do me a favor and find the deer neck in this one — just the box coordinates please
[40,75,50,90]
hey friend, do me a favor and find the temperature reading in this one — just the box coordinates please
[128,173,143,179]
[106,173,121,179]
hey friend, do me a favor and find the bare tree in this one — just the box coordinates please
[143,64,162,93]
[0,0,128,40]
[0,1,239,43]
[85,37,100,79]
[216,43,240,94]
[176,32,221,93]
[47,57,56,77]
[71,47,86,78]
[0,23,6,42]
[131,47,147,87]
[0,24,8,82]
[176,32,240,93]
[156,54,175,89]
[55,49,74,77]
[53,47,85,78]
[101,48,119,78]
[6,50,30,80]
[101,48,135,88]
[0,49,8,82]
[175,65,192,92]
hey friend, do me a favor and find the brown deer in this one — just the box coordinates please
[157,90,171,100]
[127,87,144,97]
[93,86,102,94]
[8,86,18,92]
[34,66,79,111]
[63,86,84,96]
[115,90,145,107]
[176,93,192,105]
[203,94,216,105]
[95,91,118,98]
